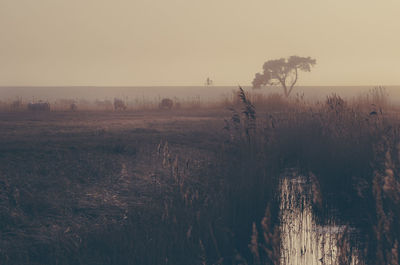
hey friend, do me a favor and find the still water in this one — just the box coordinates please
[279,174,361,265]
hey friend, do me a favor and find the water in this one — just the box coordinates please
[279,173,361,265]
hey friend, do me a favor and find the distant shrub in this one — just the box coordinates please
[27,101,50,111]
[114,98,127,111]
[159,98,173,109]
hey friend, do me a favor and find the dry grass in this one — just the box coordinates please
[222,88,400,264]
[0,88,399,264]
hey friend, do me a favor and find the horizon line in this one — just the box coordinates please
[0,84,398,88]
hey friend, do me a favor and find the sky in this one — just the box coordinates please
[0,0,400,86]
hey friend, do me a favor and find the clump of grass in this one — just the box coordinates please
[249,204,280,265]
[371,135,400,265]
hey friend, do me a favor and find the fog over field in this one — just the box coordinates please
[2,86,400,103]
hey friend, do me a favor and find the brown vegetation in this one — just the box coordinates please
[0,87,399,264]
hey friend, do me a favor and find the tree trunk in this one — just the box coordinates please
[283,85,289,97]
[280,80,289,97]
[287,68,298,97]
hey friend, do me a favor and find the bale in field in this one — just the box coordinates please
[114,98,127,111]
[159,98,173,109]
[28,101,50,111]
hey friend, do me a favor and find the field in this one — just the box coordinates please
[1,90,400,265]
[0,109,228,264]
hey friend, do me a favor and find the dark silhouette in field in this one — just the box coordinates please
[27,101,50,111]
[252,55,316,97]
[205,77,213,86]
[159,98,173,109]
[70,103,77,111]
[113,98,127,111]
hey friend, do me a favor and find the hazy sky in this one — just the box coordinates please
[1,0,400,86]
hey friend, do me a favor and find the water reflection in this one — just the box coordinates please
[279,175,361,265]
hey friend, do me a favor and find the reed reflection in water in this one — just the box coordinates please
[279,174,361,265]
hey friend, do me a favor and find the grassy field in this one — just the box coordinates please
[0,109,228,264]
[1,90,399,264]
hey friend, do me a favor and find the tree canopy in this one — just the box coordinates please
[252,56,316,97]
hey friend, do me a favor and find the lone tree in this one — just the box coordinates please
[252,56,316,97]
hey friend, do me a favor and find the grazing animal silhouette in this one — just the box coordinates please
[114,98,127,111]
[159,98,173,109]
[70,103,77,111]
[28,101,50,111]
